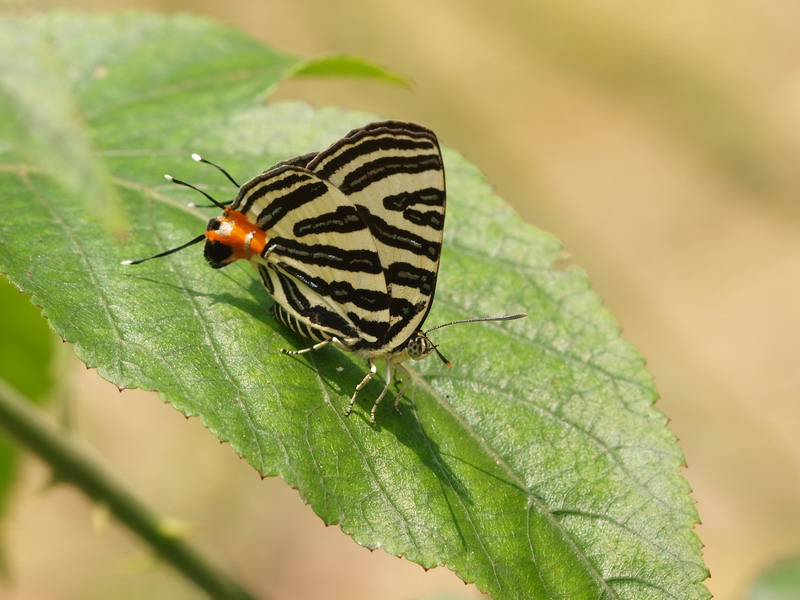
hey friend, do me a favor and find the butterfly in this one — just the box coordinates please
[124,121,525,423]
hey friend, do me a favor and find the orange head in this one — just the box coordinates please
[204,209,268,268]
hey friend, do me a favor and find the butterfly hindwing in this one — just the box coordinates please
[307,121,446,352]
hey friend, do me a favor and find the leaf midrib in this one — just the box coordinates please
[414,372,620,599]
[305,353,426,558]
[406,391,505,591]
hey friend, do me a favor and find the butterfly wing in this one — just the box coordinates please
[232,164,391,348]
[307,121,446,353]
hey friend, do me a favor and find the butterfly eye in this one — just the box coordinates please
[406,335,428,360]
[204,240,235,268]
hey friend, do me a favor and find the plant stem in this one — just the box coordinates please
[0,378,258,600]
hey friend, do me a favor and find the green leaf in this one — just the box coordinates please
[0,13,709,599]
[288,54,410,87]
[747,555,800,600]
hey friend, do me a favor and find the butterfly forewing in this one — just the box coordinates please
[307,121,446,353]
[232,164,391,347]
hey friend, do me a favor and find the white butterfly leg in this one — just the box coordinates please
[279,336,339,356]
[345,359,377,419]
[392,364,413,414]
[368,362,395,424]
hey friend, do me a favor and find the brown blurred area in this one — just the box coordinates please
[4,1,800,598]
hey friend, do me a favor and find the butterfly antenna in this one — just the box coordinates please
[423,313,525,366]
[192,153,240,187]
[431,345,452,367]
[424,313,527,335]
[164,174,229,210]
[121,234,206,265]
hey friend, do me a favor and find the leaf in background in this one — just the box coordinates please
[746,554,800,600]
[0,13,709,599]
[288,54,410,87]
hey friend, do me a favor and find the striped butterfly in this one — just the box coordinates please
[124,121,525,423]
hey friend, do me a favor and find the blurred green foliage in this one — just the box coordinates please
[0,277,57,566]
[747,554,800,600]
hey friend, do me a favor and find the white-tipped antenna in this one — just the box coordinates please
[191,153,240,188]
[164,173,228,210]
[424,313,527,335]
[122,157,240,266]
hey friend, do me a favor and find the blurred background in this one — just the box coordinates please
[2,0,800,598]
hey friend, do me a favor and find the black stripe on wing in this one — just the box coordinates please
[346,120,437,138]
[388,297,426,330]
[383,188,446,230]
[292,205,368,237]
[355,212,441,262]
[358,297,427,352]
[338,154,443,195]
[273,267,359,339]
[383,188,445,209]
[266,237,383,274]
[313,136,436,182]
[402,209,444,230]
[275,267,310,313]
[385,262,437,296]
[258,264,275,295]
[235,170,317,214]
[256,181,330,231]
[277,262,390,313]
[345,310,391,342]
[271,304,329,342]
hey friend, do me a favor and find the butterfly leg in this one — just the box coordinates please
[368,362,394,424]
[345,359,377,419]
[393,364,413,414]
[280,336,339,356]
